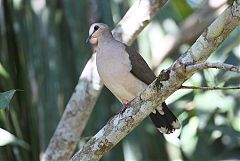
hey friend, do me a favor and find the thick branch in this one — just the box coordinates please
[71,2,240,161]
[42,0,168,161]
[186,62,240,73]
[112,0,168,44]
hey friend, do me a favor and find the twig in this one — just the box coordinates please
[71,2,240,161]
[181,85,240,90]
[186,62,240,73]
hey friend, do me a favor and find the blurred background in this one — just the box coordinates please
[0,0,240,160]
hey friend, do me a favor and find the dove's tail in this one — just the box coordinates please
[149,102,180,134]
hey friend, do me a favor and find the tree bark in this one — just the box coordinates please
[42,0,168,161]
[71,1,240,161]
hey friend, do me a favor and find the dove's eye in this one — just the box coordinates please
[94,25,99,31]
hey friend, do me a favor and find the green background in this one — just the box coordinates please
[0,0,240,160]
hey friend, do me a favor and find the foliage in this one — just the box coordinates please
[0,90,16,110]
[0,0,239,161]
[0,128,29,149]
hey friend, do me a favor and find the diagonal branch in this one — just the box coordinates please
[42,0,168,161]
[70,1,240,161]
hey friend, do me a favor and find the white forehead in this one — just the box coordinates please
[89,24,96,35]
[88,23,109,35]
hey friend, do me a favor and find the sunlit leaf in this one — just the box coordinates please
[0,128,29,149]
[181,116,199,157]
[166,89,193,104]
[0,128,16,146]
[0,63,9,79]
[194,91,235,112]
[171,0,193,21]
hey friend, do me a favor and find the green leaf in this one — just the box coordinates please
[0,62,10,79]
[0,128,16,146]
[171,0,193,21]
[0,90,16,110]
[0,128,29,149]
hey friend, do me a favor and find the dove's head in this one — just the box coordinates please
[86,23,111,45]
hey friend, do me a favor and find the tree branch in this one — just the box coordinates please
[186,62,240,73]
[151,0,228,69]
[70,1,240,161]
[42,0,168,161]
[181,85,240,90]
[112,0,168,44]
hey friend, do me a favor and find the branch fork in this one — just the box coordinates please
[71,2,240,160]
